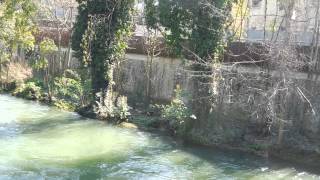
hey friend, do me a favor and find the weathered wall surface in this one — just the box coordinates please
[122,53,320,166]
[187,76,320,165]
[122,54,193,103]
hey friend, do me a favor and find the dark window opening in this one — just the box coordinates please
[252,0,263,7]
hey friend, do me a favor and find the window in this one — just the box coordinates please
[252,0,263,8]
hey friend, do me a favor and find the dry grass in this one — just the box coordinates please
[1,62,33,83]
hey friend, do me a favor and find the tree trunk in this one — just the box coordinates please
[67,42,72,68]
[6,64,9,87]
[0,61,2,89]
[263,0,268,40]
[58,29,62,73]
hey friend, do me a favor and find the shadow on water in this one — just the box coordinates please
[132,133,320,179]
[179,142,320,176]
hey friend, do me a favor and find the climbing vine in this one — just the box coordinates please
[144,0,234,60]
[143,0,237,134]
[72,0,135,120]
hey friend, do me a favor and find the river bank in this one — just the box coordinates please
[2,53,319,171]
[1,64,320,170]
[1,84,320,173]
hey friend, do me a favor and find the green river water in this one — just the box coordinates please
[0,94,319,180]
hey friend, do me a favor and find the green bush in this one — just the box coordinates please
[26,78,44,88]
[64,69,81,81]
[13,81,42,100]
[54,76,82,103]
[159,85,193,135]
[53,99,77,111]
[53,70,83,110]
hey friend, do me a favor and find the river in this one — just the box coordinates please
[0,95,319,179]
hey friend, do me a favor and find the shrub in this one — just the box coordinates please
[13,81,42,100]
[114,96,131,120]
[95,90,131,122]
[159,85,194,135]
[26,78,44,88]
[64,69,81,81]
[53,70,83,110]
[53,99,76,111]
[54,76,82,103]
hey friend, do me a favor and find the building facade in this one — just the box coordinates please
[245,0,319,45]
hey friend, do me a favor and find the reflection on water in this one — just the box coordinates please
[0,95,319,180]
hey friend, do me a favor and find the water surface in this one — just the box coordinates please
[0,95,319,180]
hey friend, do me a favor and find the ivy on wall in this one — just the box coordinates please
[72,0,134,119]
[144,0,235,61]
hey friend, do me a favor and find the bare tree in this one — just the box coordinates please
[175,0,318,146]
[36,0,77,72]
[143,28,163,104]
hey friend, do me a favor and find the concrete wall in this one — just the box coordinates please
[122,53,320,166]
[122,54,192,103]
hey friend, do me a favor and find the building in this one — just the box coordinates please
[245,0,319,45]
